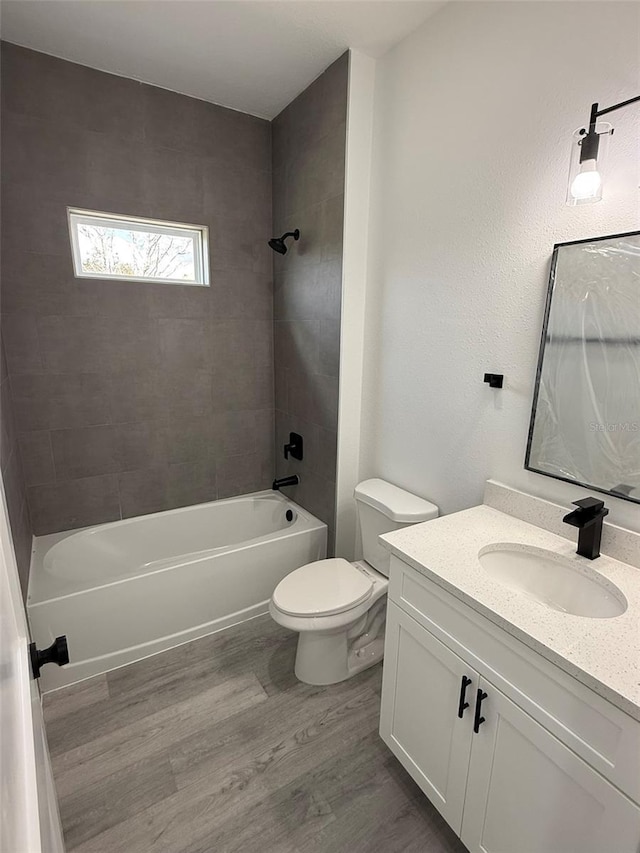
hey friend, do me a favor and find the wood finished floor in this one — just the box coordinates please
[44,615,467,853]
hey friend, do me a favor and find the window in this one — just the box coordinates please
[68,209,209,286]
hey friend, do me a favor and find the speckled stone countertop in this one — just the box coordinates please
[381,505,640,721]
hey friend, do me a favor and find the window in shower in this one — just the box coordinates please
[68,208,210,286]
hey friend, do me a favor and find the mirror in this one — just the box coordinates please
[526,231,640,504]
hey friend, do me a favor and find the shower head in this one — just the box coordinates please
[268,237,287,255]
[268,229,300,255]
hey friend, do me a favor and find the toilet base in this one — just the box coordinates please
[293,600,386,686]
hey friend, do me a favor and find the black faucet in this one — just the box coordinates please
[562,497,609,560]
[272,475,299,491]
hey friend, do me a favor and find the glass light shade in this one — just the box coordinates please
[571,160,602,200]
[566,122,611,206]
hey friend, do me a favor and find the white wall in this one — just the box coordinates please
[360,1,640,532]
[335,50,376,559]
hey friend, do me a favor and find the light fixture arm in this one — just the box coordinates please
[578,95,640,164]
[593,94,640,120]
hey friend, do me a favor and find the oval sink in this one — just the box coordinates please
[478,544,627,618]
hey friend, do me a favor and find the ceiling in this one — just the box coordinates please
[0,1,444,119]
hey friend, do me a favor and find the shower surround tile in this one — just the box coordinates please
[2,42,348,546]
[11,373,113,432]
[1,42,274,535]
[19,431,55,486]
[271,52,347,552]
[2,314,44,373]
[118,462,217,519]
[0,339,32,595]
[50,423,162,482]
[28,475,121,533]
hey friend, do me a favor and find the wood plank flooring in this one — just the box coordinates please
[44,615,467,853]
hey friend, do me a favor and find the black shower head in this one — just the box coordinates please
[268,229,300,255]
[268,237,287,255]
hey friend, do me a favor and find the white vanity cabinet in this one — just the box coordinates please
[380,556,640,853]
[380,602,475,832]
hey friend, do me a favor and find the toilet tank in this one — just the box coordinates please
[354,479,439,578]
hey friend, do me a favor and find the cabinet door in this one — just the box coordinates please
[380,601,477,833]
[461,678,640,853]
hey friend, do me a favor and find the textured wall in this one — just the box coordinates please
[1,43,274,535]
[360,2,640,532]
[272,53,347,553]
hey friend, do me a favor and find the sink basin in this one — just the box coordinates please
[478,544,627,618]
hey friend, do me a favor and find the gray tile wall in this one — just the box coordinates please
[1,338,32,595]
[271,53,348,553]
[1,43,274,535]
[0,48,33,597]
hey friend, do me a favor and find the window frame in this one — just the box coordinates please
[67,208,210,286]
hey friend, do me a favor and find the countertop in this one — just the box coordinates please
[381,505,640,721]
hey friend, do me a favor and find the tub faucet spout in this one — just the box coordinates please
[272,475,299,490]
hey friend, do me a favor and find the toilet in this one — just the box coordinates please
[269,479,438,685]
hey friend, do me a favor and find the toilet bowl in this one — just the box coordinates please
[270,479,438,685]
[269,558,389,684]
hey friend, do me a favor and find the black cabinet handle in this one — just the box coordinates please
[457,675,472,718]
[473,688,488,733]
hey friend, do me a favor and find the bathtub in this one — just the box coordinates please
[27,491,327,692]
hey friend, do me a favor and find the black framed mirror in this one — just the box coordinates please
[525,230,640,504]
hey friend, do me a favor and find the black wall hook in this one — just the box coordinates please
[484,373,504,389]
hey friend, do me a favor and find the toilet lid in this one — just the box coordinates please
[273,558,374,617]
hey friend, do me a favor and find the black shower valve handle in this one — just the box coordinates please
[283,432,303,461]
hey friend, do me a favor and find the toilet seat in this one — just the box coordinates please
[272,558,373,617]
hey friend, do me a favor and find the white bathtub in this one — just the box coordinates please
[27,491,327,692]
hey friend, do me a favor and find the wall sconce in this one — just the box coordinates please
[566,95,640,205]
